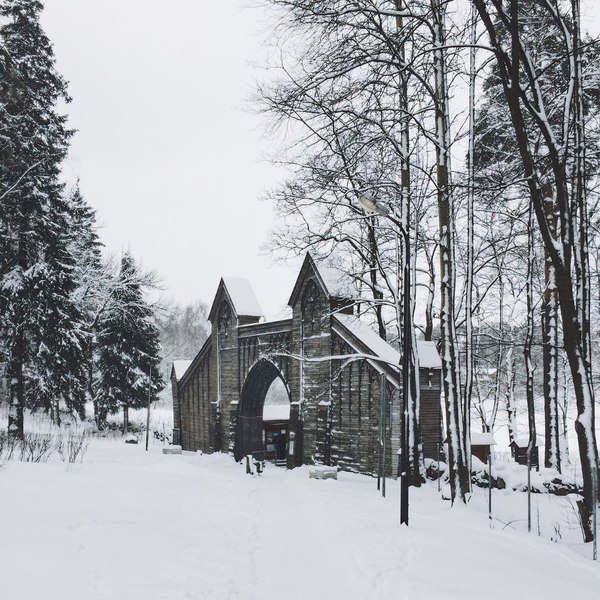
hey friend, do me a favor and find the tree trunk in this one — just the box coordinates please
[505,347,517,446]
[542,188,561,472]
[396,0,421,487]
[367,217,387,340]
[7,332,25,439]
[423,245,436,342]
[524,204,537,470]
[7,233,27,439]
[432,0,469,503]
[464,2,478,460]
[488,271,504,432]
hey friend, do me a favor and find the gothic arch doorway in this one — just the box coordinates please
[234,359,291,461]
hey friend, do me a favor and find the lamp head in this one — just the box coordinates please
[357,194,389,216]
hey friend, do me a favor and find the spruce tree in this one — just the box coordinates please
[66,183,105,420]
[0,0,86,434]
[96,253,164,431]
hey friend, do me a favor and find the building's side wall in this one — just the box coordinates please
[289,274,333,466]
[171,375,181,446]
[218,318,239,454]
[328,331,397,476]
[419,368,442,459]
[177,347,212,452]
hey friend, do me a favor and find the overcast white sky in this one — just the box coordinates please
[41,0,299,320]
[40,1,600,322]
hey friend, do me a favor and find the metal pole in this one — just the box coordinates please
[527,457,531,533]
[400,213,411,527]
[437,442,441,493]
[378,373,385,492]
[488,446,492,525]
[382,375,387,498]
[593,461,597,561]
[145,366,152,452]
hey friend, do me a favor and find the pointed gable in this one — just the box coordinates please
[208,276,263,323]
[171,360,193,381]
[287,253,353,308]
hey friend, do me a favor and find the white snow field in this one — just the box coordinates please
[1,440,599,600]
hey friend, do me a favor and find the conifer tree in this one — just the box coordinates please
[66,183,105,419]
[96,253,164,431]
[0,0,86,435]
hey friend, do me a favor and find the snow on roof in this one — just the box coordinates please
[512,436,543,447]
[471,432,496,446]
[222,277,263,317]
[333,314,442,369]
[334,314,399,366]
[314,260,354,298]
[416,340,442,369]
[172,360,192,380]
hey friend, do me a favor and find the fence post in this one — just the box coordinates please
[378,373,387,498]
[377,373,385,493]
[382,376,387,498]
[488,448,492,525]
[145,366,152,452]
[527,458,531,533]
[437,442,441,493]
[593,462,597,561]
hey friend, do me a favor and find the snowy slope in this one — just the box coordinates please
[0,441,598,600]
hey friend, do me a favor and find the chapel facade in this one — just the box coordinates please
[171,254,442,477]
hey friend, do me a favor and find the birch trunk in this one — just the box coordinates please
[542,188,561,471]
[464,3,477,457]
[432,0,469,502]
[505,347,517,446]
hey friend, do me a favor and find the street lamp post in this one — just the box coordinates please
[358,195,411,526]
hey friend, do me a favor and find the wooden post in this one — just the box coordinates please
[378,372,385,492]
[488,445,492,525]
[145,366,152,452]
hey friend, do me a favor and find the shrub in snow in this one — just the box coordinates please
[471,468,506,490]
[470,456,506,489]
[0,432,91,464]
[153,429,171,444]
[424,458,447,480]
[543,478,581,496]
[56,433,89,463]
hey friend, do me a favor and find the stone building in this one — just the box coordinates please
[172,253,442,476]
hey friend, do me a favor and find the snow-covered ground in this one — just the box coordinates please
[1,439,599,600]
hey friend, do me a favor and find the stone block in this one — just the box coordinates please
[309,466,338,480]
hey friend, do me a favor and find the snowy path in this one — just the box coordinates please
[1,441,599,600]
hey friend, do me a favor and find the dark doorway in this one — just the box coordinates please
[235,359,290,461]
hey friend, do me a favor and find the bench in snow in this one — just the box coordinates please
[162,446,182,455]
[309,466,338,480]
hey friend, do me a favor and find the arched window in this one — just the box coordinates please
[301,280,321,336]
[218,301,232,336]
